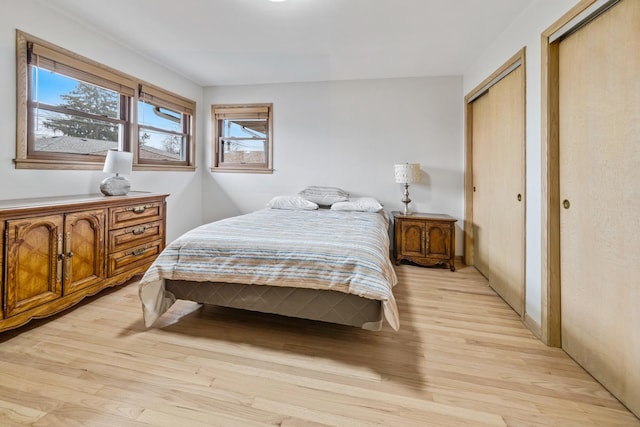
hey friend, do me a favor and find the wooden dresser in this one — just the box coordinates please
[0,192,167,332]
[392,212,457,271]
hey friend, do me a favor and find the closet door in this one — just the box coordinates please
[470,64,525,316]
[471,91,492,278]
[559,0,640,416]
[487,66,525,315]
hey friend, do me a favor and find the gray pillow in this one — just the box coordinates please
[267,195,319,210]
[298,186,349,206]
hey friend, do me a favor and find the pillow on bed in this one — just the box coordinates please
[331,197,384,212]
[267,195,319,210]
[298,186,349,206]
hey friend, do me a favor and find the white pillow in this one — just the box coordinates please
[330,197,383,212]
[267,195,319,210]
[298,186,349,206]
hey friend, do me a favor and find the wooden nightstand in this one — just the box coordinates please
[392,212,457,271]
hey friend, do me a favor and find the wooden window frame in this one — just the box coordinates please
[211,103,273,174]
[15,30,196,171]
[136,84,195,170]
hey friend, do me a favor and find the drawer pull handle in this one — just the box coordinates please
[131,226,148,235]
[129,247,148,256]
[126,204,153,214]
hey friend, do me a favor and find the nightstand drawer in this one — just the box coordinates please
[109,220,164,252]
[109,202,163,229]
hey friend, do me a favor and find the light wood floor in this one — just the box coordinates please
[0,263,637,426]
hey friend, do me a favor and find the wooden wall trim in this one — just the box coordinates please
[465,49,525,103]
[463,102,474,265]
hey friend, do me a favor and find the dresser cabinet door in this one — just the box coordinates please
[5,215,63,317]
[64,209,106,295]
[0,220,4,319]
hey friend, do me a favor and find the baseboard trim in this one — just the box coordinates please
[524,313,542,340]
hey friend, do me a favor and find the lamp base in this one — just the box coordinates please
[100,175,130,196]
[402,202,411,215]
[401,183,412,215]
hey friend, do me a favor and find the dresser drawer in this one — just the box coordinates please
[109,202,163,229]
[109,220,164,252]
[108,239,163,277]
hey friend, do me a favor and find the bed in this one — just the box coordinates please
[138,202,399,331]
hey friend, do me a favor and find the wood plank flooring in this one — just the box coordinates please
[0,263,637,426]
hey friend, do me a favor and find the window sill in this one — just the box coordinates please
[134,164,196,172]
[14,158,196,172]
[15,158,104,170]
[211,167,274,174]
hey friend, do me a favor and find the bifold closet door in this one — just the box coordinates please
[471,92,492,279]
[471,66,525,316]
[559,0,640,416]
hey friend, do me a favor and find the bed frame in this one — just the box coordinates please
[165,280,384,331]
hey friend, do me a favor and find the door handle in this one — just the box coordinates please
[563,199,570,209]
[65,232,72,282]
[517,193,522,202]
[56,233,64,283]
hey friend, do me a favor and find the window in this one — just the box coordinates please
[30,75,127,158]
[138,85,193,167]
[212,104,273,173]
[16,30,195,170]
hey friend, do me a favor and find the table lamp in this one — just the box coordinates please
[100,150,133,196]
[394,163,420,215]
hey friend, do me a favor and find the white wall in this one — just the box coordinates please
[203,77,465,252]
[5,1,580,316]
[462,0,580,326]
[0,0,204,242]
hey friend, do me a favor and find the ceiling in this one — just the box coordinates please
[43,0,533,87]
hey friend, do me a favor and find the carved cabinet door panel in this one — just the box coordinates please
[425,222,451,260]
[399,220,426,258]
[64,209,106,295]
[5,215,63,317]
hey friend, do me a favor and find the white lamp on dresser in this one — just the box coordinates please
[100,150,133,196]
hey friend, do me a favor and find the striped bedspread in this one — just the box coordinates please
[139,208,399,330]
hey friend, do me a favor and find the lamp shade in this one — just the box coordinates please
[103,150,133,175]
[394,163,420,184]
